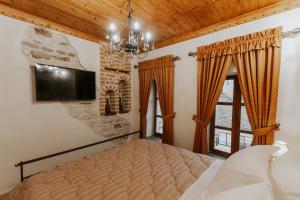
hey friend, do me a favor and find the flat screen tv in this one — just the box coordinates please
[34,64,96,101]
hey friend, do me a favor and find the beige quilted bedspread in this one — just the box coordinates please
[1,139,214,200]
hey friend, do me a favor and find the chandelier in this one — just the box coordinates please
[106,0,154,58]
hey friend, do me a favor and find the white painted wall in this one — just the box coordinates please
[136,8,300,199]
[0,15,139,193]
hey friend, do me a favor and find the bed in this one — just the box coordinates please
[0,139,215,200]
[1,139,283,200]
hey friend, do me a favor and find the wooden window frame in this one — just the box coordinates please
[209,75,252,157]
[153,83,162,138]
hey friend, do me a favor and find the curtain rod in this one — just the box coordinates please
[188,28,300,57]
[173,56,181,61]
[134,56,181,69]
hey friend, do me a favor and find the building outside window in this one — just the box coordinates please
[154,85,163,137]
[210,75,253,157]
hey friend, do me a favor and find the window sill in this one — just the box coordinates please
[100,112,117,116]
[119,110,130,114]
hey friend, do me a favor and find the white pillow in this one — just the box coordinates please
[203,145,279,197]
[210,183,274,200]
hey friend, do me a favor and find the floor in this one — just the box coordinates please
[146,135,225,160]
[146,135,162,143]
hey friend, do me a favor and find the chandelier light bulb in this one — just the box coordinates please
[109,23,117,32]
[112,33,120,43]
[133,21,140,30]
[146,32,152,41]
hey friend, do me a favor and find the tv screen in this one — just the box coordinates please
[34,64,96,101]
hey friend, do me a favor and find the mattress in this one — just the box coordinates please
[0,139,215,200]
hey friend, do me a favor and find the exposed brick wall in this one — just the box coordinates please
[99,43,132,114]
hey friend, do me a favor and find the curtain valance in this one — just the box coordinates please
[138,55,174,71]
[197,27,282,60]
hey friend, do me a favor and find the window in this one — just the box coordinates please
[209,75,253,157]
[153,84,163,137]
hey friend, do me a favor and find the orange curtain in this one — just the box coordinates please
[139,56,175,145]
[193,44,233,153]
[232,27,282,145]
[153,56,175,145]
[138,67,154,139]
[138,55,175,144]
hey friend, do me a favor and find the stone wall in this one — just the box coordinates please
[21,26,131,140]
[99,44,132,114]
[22,27,81,69]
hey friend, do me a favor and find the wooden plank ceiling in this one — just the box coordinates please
[0,0,299,48]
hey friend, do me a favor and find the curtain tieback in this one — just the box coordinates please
[252,124,280,136]
[192,115,209,128]
[163,113,176,121]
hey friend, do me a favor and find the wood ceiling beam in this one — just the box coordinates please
[0,3,102,43]
[156,0,300,49]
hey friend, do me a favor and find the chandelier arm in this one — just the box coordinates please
[136,50,149,60]
[112,45,122,53]
[113,39,126,52]
[119,39,126,48]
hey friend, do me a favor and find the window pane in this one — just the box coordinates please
[241,106,251,131]
[215,105,232,128]
[156,99,162,116]
[156,117,163,134]
[214,128,231,153]
[219,79,234,102]
[239,133,253,150]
